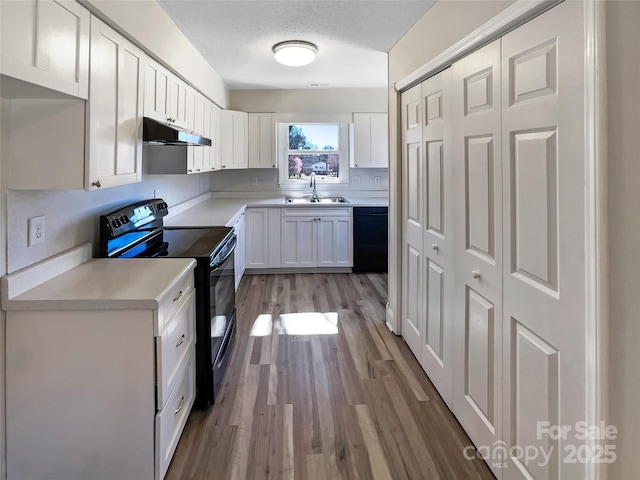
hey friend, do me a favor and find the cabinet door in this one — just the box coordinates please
[318,217,353,267]
[209,104,221,171]
[190,93,207,173]
[220,110,248,170]
[234,213,246,290]
[352,112,388,168]
[281,217,317,267]
[248,113,276,168]
[86,16,144,190]
[0,0,89,98]
[167,76,190,129]
[144,61,170,124]
[245,208,270,268]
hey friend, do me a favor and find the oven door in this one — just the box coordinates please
[208,236,236,404]
[209,237,236,358]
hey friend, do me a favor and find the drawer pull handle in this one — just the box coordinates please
[176,334,185,348]
[174,396,185,415]
[173,290,183,302]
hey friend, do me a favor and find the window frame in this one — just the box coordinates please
[277,122,351,186]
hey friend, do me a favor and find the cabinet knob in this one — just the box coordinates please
[188,169,193,173]
[432,243,439,251]
[91,180,101,188]
[222,165,226,168]
[196,169,201,172]
[472,270,481,279]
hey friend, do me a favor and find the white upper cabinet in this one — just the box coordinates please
[220,110,248,170]
[86,15,145,190]
[209,103,221,171]
[144,60,195,131]
[0,0,90,99]
[187,92,215,173]
[248,113,276,169]
[352,112,388,168]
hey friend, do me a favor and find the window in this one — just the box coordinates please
[278,122,350,184]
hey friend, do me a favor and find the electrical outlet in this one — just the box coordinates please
[199,177,207,191]
[251,176,258,186]
[28,216,46,246]
[374,176,381,185]
[154,188,161,199]
[352,175,360,185]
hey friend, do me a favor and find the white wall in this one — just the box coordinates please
[229,88,387,114]
[606,1,640,478]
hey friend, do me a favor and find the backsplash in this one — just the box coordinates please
[209,167,389,193]
[6,174,209,273]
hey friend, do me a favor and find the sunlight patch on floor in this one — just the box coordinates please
[250,312,339,336]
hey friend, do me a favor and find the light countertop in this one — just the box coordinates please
[165,196,389,228]
[3,257,196,311]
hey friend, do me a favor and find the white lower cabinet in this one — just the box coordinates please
[280,207,352,268]
[245,208,271,268]
[4,262,196,480]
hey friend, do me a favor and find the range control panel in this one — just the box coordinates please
[100,199,169,239]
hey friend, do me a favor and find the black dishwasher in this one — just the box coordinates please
[353,207,388,273]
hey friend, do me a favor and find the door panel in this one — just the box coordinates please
[501,2,586,479]
[452,39,503,473]
[426,259,444,361]
[401,84,424,360]
[420,69,454,407]
[466,136,495,260]
[511,129,558,292]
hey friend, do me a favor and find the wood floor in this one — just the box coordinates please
[165,273,494,480]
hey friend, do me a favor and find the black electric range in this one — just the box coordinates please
[99,199,236,408]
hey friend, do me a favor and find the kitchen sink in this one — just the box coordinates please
[284,195,349,204]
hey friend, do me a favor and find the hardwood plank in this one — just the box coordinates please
[354,404,394,480]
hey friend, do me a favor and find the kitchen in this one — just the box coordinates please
[0,1,638,479]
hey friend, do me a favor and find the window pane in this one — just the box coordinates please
[288,154,340,179]
[288,125,339,151]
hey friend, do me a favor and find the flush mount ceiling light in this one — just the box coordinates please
[273,40,317,66]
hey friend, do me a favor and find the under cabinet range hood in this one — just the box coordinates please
[143,117,212,146]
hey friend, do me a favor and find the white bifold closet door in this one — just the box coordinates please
[401,70,455,408]
[401,82,424,361]
[451,39,504,478]
[500,2,588,479]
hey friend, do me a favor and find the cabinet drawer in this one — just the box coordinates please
[157,288,195,409]
[281,207,352,217]
[155,352,195,480]
[156,269,194,333]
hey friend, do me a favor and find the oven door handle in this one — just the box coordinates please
[210,235,237,270]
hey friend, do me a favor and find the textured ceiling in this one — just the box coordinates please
[157,0,436,90]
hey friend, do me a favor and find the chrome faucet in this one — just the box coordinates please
[310,172,318,201]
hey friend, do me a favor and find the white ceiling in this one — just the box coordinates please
[157,0,436,90]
